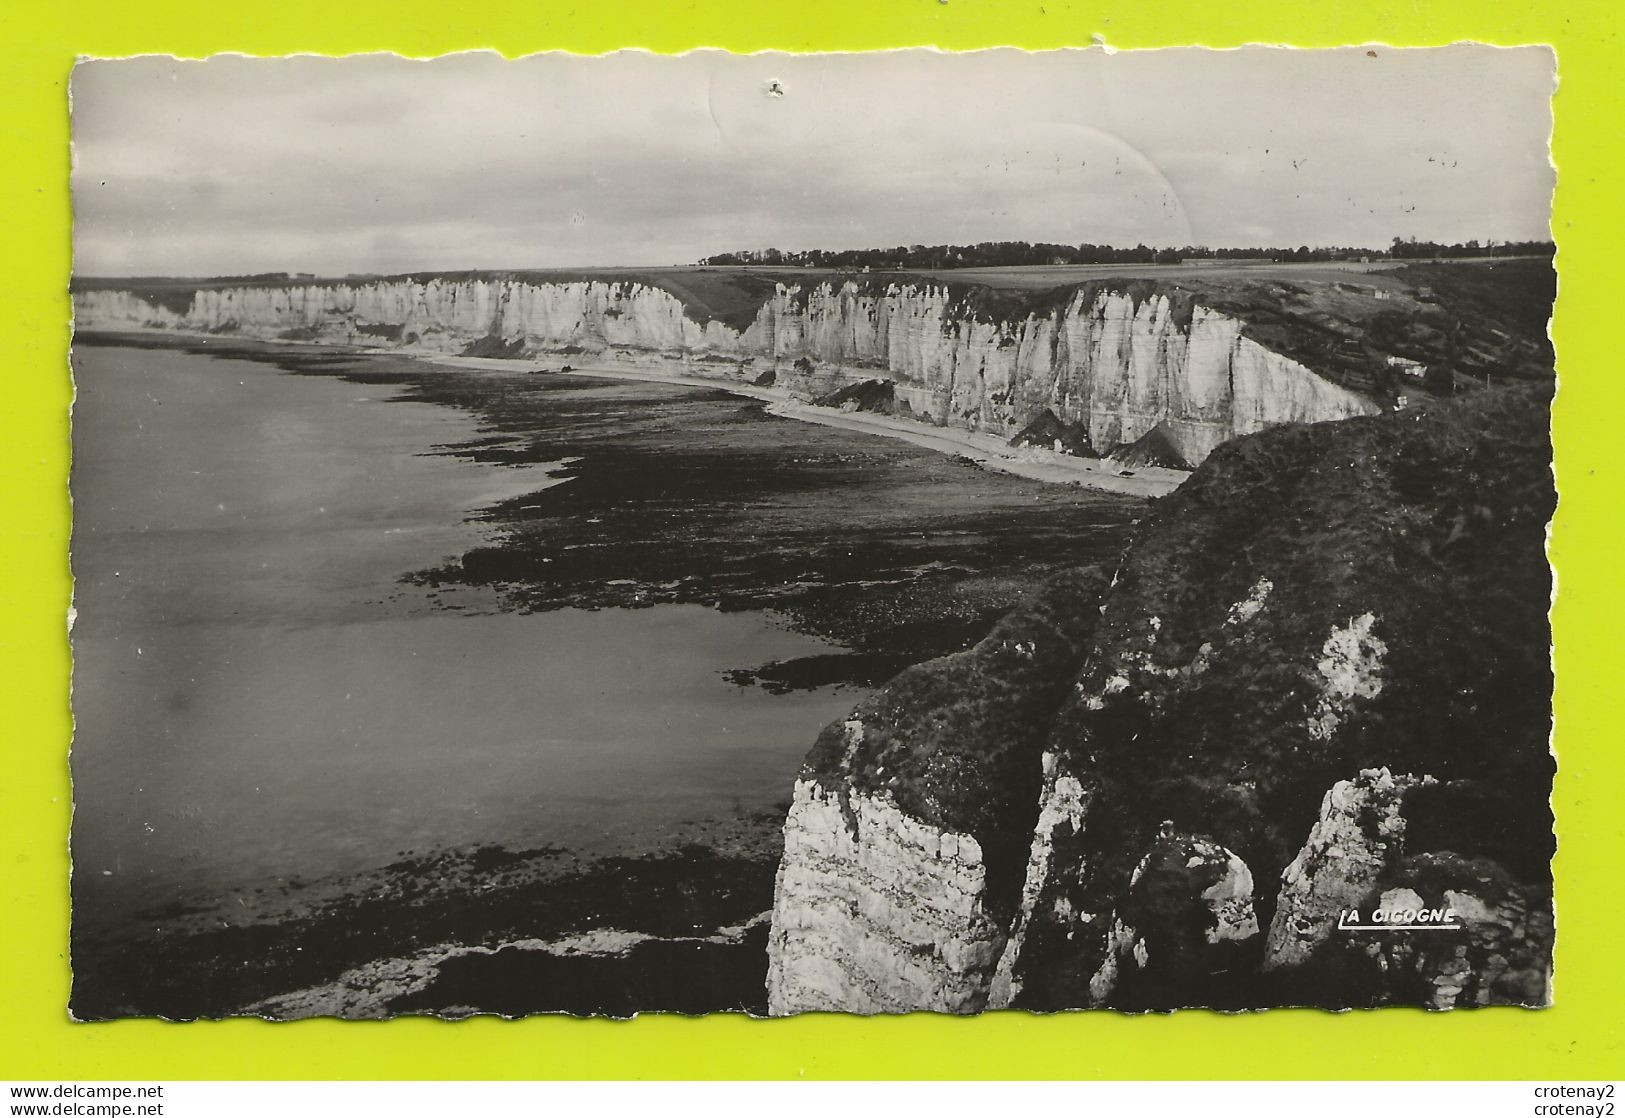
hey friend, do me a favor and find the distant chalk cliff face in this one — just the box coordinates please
[767,384,1555,1013]
[73,278,1380,468]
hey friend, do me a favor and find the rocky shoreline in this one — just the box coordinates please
[69,330,1149,1018]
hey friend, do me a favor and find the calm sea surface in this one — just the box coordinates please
[70,345,859,931]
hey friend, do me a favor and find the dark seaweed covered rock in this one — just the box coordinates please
[813,378,898,415]
[1010,409,1099,458]
[1106,422,1192,469]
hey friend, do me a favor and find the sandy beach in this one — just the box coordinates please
[375,347,1192,497]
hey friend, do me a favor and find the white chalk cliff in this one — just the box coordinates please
[766,774,1007,1015]
[74,277,1381,467]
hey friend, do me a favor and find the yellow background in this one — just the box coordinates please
[3,0,1620,1081]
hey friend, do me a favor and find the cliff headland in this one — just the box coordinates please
[71,258,1557,1015]
[76,260,1553,482]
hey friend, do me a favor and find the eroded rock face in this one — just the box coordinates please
[759,285,1379,466]
[764,569,1110,1015]
[75,279,742,354]
[987,752,1089,1008]
[1265,774,1554,1009]
[1265,768,1430,971]
[72,279,1380,468]
[765,776,1005,1015]
[770,385,1553,1013]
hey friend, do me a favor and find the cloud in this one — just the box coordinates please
[70,47,1555,276]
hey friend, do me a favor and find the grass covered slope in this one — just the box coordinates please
[1187,259,1557,395]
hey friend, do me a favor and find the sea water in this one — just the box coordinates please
[69,345,858,933]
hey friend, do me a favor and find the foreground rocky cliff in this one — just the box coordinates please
[73,274,1382,467]
[767,382,1554,1012]
[765,569,1111,1013]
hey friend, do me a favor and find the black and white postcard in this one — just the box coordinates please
[68,47,1556,1018]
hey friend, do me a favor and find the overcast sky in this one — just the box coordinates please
[71,47,1555,277]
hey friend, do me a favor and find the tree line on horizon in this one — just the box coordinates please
[696,237,1557,270]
